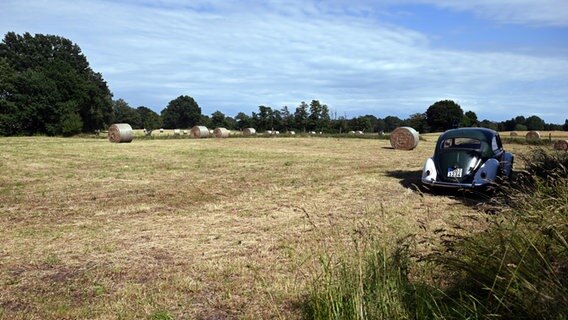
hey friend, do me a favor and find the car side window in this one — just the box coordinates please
[492,136,500,152]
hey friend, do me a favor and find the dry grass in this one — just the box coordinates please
[0,136,534,319]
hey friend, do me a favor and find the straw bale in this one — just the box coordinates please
[213,127,230,138]
[190,126,210,138]
[174,129,181,136]
[389,127,419,150]
[510,131,518,136]
[275,131,280,135]
[183,130,188,135]
[349,131,356,134]
[526,131,541,140]
[243,128,256,135]
[289,131,296,135]
[554,140,568,151]
[266,130,273,135]
[356,131,364,135]
[108,123,133,143]
[310,131,316,134]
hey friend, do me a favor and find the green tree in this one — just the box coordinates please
[461,110,478,127]
[308,100,330,132]
[525,115,545,131]
[161,95,201,129]
[406,113,429,133]
[294,101,309,132]
[384,116,403,132]
[0,32,113,135]
[137,106,162,130]
[425,100,464,132]
[564,119,568,131]
[280,106,294,131]
[210,110,226,128]
[235,112,252,130]
[112,99,142,128]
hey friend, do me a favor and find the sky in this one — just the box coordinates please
[1,0,567,123]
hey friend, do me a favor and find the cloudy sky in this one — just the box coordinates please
[1,0,567,123]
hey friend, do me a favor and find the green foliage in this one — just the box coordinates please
[112,99,142,128]
[426,100,464,132]
[525,115,546,131]
[160,95,201,129]
[137,106,162,130]
[294,101,309,132]
[304,241,434,320]
[0,32,113,136]
[60,111,83,137]
[305,148,567,320]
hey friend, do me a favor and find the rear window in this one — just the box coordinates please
[441,138,482,150]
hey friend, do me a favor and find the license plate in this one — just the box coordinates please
[447,168,463,178]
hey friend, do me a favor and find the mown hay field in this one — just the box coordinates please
[0,135,534,319]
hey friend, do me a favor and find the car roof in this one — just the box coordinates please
[438,127,497,143]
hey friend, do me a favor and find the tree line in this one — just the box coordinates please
[1,32,566,136]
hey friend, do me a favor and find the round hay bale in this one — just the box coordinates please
[159,128,164,133]
[390,127,419,150]
[526,131,541,140]
[356,131,364,135]
[310,131,316,135]
[183,130,188,135]
[510,131,518,136]
[289,131,296,135]
[243,128,256,135]
[348,131,355,135]
[553,140,568,151]
[190,126,210,138]
[173,129,181,136]
[265,130,273,135]
[108,123,133,143]
[213,127,230,138]
[275,131,280,135]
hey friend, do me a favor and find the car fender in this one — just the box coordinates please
[473,158,499,185]
[422,157,437,184]
[501,152,514,177]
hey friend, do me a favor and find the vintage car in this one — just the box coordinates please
[422,128,513,189]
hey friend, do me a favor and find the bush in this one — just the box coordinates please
[304,148,567,319]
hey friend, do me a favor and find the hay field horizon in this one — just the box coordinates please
[0,135,535,319]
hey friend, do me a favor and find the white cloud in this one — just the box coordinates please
[0,0,567,122]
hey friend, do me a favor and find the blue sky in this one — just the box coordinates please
[1,0,567,123]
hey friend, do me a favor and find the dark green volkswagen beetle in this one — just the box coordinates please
[422,128,514,188]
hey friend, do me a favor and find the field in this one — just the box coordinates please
[0,135,545,319]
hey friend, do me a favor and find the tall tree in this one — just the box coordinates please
[161,95,201,129]
[235,112,252,130]
[0,32,113,135]
[461,111,478,127]
[425,100,464,132]
[294,101,309,132]
[137,106,162,130]
[525,115,545,131]
[210,110,226,128]
[112,99,141,128]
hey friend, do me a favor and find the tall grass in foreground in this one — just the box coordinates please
[303,148,567,319]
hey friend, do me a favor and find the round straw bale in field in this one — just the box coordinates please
[526,131,541,140]
[174,129,181,136]
[183,130,188,135]
[289,131,296,135]
[310,131,316,135]
[213,127,230,138]
[349,130,355,134]
[190,126,210,138]
[243,128,256,135]
[554,140,568,151]
[108,123,133,143]
[275,131,280,135]
[356,130,363,135]
[510,131,518,136]
[265,130,273,135]
[390,127,419,150]
[159,128,164,133]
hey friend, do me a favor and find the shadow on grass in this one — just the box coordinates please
[385,169,493,209]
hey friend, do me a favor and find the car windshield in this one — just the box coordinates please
[441,138,482,150]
